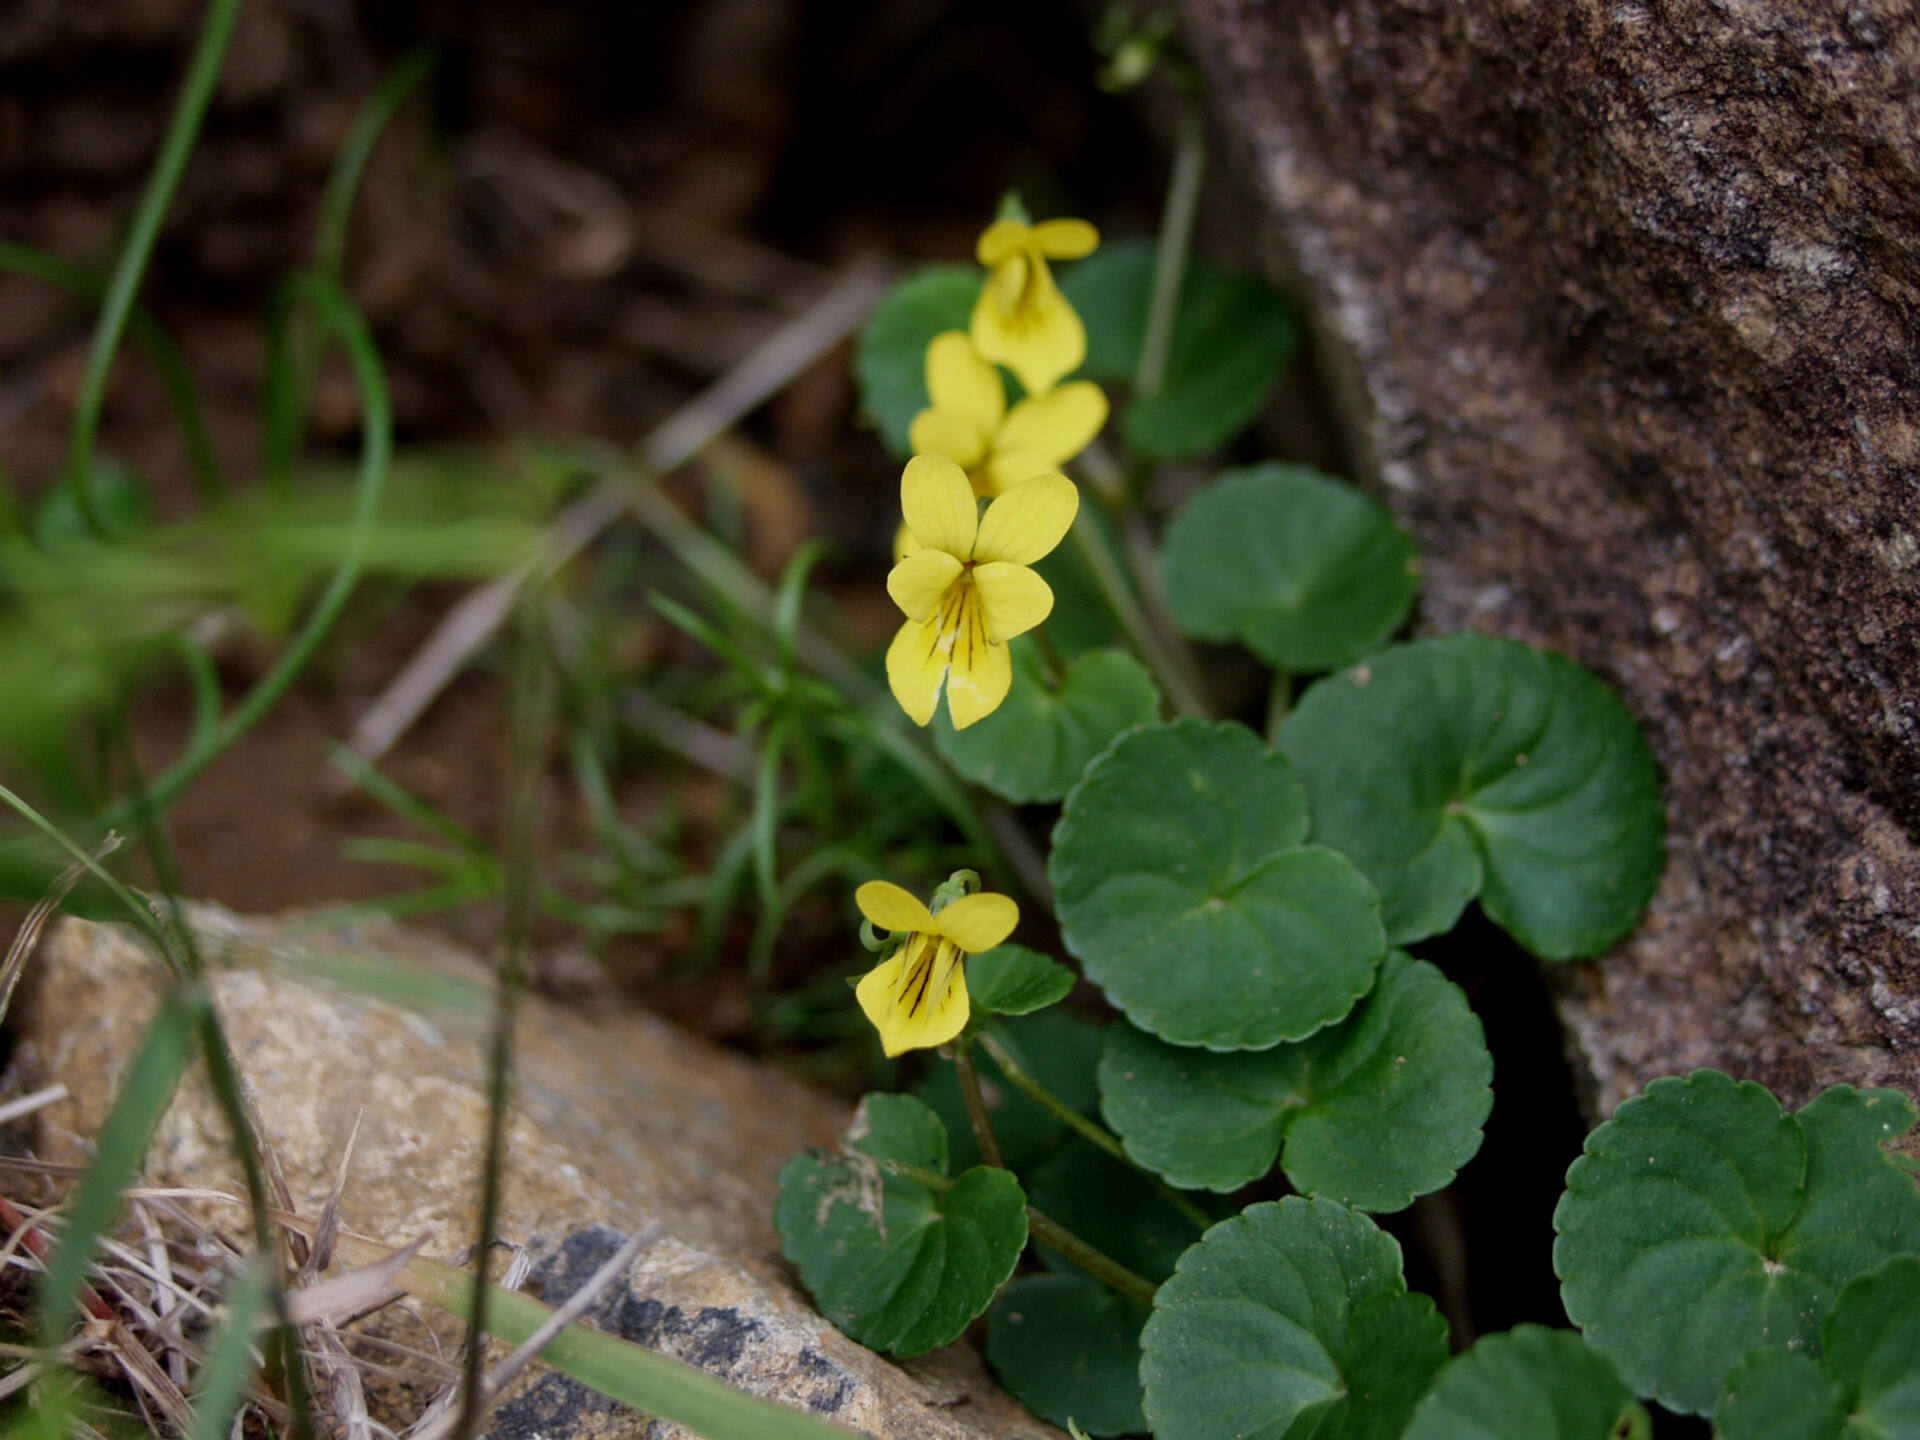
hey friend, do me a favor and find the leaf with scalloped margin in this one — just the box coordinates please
[987,1274,1149,1437]
[854,265,979,456]
[1098,951,1490,1209]
[933,641,1161,804]
[1403,1326,1648,1440]
[1051,719,1384,1050]
[1058,238,1299,460]
[1141,1198,1448,1440]
[776,1092,1027,1356]
[1279,634,1665,956]
[1553,1072,1920,1415]
[1159,465,1419,673]
[1717,1255,1920,1440]
[965,943,1074,1017]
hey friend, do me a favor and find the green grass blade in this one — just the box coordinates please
[328,745,492,853]
[186,1253,276,1440]
[66,0,243,536]
[36,985,204,1344]
[389,1249,863,1440]
[315,48,436,283]
[0,241,224,504]
[752,713,795,914]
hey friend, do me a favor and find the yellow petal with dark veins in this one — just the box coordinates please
[856,935,970,1056]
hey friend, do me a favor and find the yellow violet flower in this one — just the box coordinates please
[909,330,1108,500]
[971,217,1100,397]
[855,879,1017,1056]
[886,453,1079,729]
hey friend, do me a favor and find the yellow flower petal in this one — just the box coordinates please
[900,453,978,557]
[908,408,989,470]
[894,522,920,563]
[856,880,935,934]
[856,935,970,1056]
[982,450,1053,496]
[971,280,1086,397]
[924,331,1006,437]
[972,561,1054,643]
[995,381,1108,466]
[1032,218,1099,259]
[976,219,1032,267]
[933,891,1019,953]
[886,548,963,622]
[945,630,1013,731]
[886,609,952,727]
[973,472,1079,566]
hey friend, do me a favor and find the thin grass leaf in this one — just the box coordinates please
[185,1254,275,1440]
[37,986,204,1345]
[751,713,796,913]
[0,835,122,1030]
[0,242,223,503]
[65,0,242,536]
[771,540,829,673]
[327,749,494,855]
[648,593,766,686]
[315,49,436,284]
[167,633,223,753]
[747,845,872,982]
[346,1239,863,1440]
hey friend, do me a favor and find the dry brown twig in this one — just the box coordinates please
[342,253,891,772]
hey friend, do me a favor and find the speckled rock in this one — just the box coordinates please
[13,907,1062,1440]
[1178,0,1920,1115]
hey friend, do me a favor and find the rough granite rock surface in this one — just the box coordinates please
[1177,0,1920,1115]
[13,909,1063,1440]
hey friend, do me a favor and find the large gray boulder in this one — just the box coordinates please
[1177,0,1920,1113]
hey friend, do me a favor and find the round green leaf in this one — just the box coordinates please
[933,640,1161,804]
[1279,634,1665,956]
[776,1093,1027,1356]
[1159,465,1419,673]
[1716,1259,1920,1440]
[1778,1086,1920,1288]
[1553,1072,1920,1415]
[1059,239,1300,460]
[966,943,1074,1017]
[1820,1255,1920,1437]
[987,1274,1149,1437]
[1141,1198,1448,1440]
[853,265,979,456]
[1715,1350,1847,1440]
[1403,1326,1647,1440]
[1098,951,1491,1209]
[1052,719,1384,1050]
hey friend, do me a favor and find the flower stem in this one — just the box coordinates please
[952,1039,1006,1169]
[872,1159,1158,1307]
[977,1030,1213,1232]
[1025,1208,1158,1306]
[1069,517,1209,717]
[1135,100,1207,404]
[1264,665,1293,746]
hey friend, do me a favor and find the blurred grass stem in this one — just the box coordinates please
[66,0,242,537]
